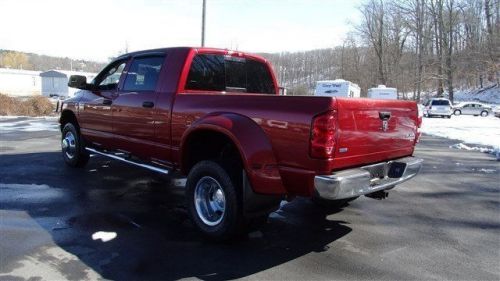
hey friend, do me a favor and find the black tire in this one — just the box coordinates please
[186,160,246,241]
[61,123,89,168]
[454,110,461,115]
[481,111,488,117]
[446,115,451,119]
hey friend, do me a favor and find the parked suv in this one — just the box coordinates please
[453,102,491,117]
[424,98,453,118]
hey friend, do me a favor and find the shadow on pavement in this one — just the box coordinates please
[0,152,352,280]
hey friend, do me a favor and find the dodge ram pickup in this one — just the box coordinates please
[60,47,423,240]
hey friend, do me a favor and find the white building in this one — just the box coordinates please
[314,79,361,98]
[40,70,96,98]
[0,68,41,97]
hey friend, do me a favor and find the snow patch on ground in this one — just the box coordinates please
[421,115,500,159]
[450,143,494,153]
[0,116,59,133]
[92,231,117,242]
[478,168,496,174]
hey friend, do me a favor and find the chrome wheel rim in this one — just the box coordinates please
[62,131,77,159]
[194,176,226,226]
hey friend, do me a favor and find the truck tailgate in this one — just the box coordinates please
[333,98,418,169]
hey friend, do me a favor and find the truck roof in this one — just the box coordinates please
[116,47,269,63]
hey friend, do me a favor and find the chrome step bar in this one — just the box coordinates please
[85,147,169,175]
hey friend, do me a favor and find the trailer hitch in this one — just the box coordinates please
[365,190,389,200]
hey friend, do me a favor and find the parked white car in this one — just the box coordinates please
[453,102,492,117]
[424,98,453,118]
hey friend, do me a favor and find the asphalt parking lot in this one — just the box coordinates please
[1,117,499,280]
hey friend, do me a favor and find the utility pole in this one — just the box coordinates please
[201,0,206,46]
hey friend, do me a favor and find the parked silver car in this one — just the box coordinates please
[492,106,500,118]
[424,98,453,118]
[453,102,491,117]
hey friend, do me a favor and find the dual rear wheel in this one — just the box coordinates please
[185,160,271,240]
[185,161,245,240]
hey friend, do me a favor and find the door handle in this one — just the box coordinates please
[142,101,154,108]
[102,99,112,105]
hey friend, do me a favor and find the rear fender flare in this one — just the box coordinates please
[180,113,286,195]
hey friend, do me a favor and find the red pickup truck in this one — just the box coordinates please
[60,47,423,240]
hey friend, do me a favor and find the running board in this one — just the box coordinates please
[85,147,169,175]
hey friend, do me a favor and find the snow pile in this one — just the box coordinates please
[454,84,500,105]
[419,84,500,105]
[421,115,500,159]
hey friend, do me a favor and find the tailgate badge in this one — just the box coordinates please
[381,120,389,131]
[339,147,348,153]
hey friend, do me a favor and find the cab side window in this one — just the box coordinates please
[123,56,165,92]
[96,61,127,90]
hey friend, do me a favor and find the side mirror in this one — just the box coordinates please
[68,75,88,89]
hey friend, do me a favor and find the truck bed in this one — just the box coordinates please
[171,94,419,195]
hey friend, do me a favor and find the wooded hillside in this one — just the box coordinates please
[261,0,499,101]
[0,50,106,73]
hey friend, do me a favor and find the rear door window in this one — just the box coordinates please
[185,54,275,94]
[123,56,165,92]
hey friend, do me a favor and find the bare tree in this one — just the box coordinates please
[358,0,387,85]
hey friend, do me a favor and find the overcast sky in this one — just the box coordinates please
[0,0,362,62]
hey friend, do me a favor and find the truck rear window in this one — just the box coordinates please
[431,100,450,106]
[185,54,275,94]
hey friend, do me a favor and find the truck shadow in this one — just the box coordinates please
[0,152,352,280]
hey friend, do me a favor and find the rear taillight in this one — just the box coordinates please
[310,111,336,158]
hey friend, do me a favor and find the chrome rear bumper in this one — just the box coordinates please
[314,157,423,200]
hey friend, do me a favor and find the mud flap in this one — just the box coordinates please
[242,171,283,218]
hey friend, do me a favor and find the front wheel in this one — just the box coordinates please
[481,111,489,117]
[61,123,89,167]
[454,110,461,116]
[186,160,245,240]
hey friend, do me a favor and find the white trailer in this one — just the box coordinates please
[314,79,360,98]
[367,85,398,100]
